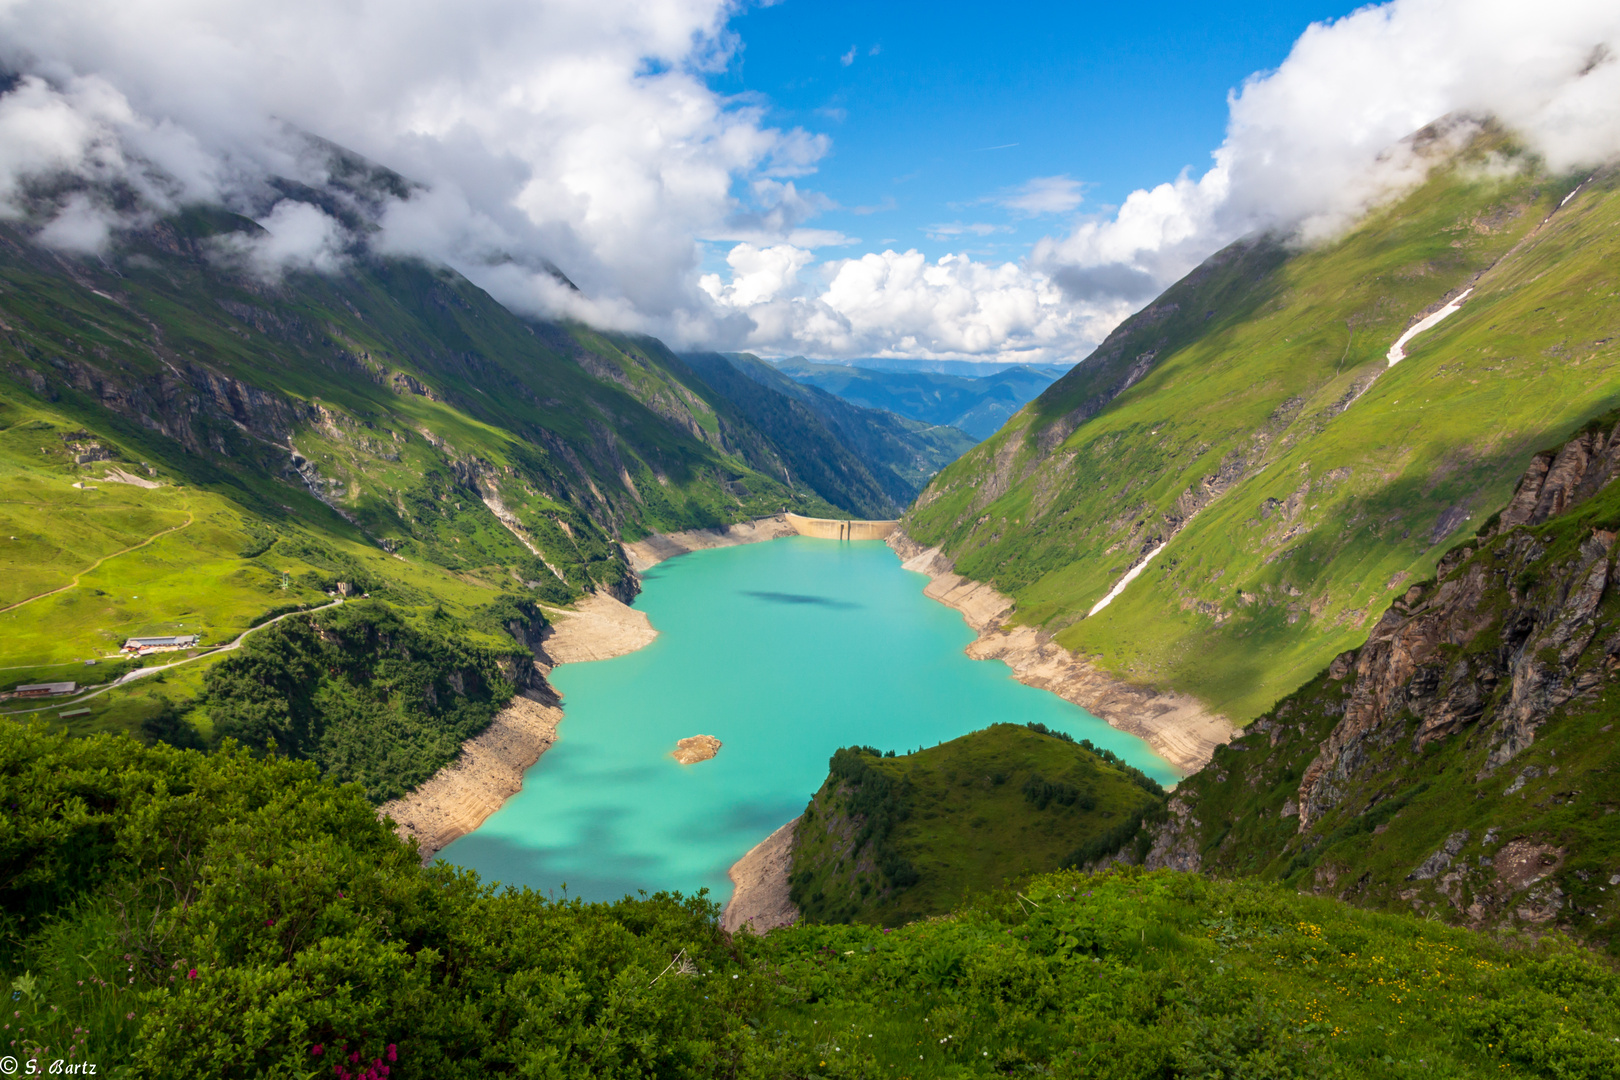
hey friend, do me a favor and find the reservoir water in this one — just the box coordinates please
[438,537,1179,903]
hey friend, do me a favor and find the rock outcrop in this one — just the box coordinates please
[378,694,563,864]
[1144,415,1620,941]
[672,735,721,764]
[721,818,801,935]
[1294,421,1620,828]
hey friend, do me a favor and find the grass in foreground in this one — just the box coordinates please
[4,724,1617,1077]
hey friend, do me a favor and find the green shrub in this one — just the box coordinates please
[202,600,526,801]
[3,724,1618,1077]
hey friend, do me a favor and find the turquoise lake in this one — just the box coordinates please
[438,537,1179,904]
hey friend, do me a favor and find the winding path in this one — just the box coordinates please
[0,598,343,718]
[0,511,196,615]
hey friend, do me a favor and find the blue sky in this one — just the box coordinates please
[709,0,1364,266]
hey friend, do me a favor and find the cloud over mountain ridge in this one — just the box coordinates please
[0,0,1616,362]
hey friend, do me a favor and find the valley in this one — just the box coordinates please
[5,58,1620,1077]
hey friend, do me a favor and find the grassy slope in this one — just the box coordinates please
[1158,455,1620,951]
[711,351,977,503]
[905,137,1620,721]
[789,724,1164,927]
[0,213,851,738]
[678,351,901,517]
[8,723,1619,1077]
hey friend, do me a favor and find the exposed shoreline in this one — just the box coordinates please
[622,513,897,571]
[385,514,1229,890]
[888,530,1234,775]
[623,515,801,571]
[720,817,801,935]
[378,591,656,864]
[380,519,814,865]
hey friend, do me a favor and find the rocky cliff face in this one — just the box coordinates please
[1145,416,1620,944]
[1296,420,1620,828]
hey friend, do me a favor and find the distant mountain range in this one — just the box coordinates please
[787,357,1073,379]
[682,353,974,517]
[767,357,1065,440]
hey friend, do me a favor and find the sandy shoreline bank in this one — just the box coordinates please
[623,516,800,572]
[720,817,801,935]
[384,514,1229,889]
[888,530,1234,775]
[379,591,657,864]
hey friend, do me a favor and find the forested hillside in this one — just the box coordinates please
[904,128,1620,722]
[789,723,1166,926]
[687,351,976,511]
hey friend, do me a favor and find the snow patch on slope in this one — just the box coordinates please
[1089,542,1168,617]
[1386,288,1473,366]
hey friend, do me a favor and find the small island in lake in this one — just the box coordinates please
[672,734,722,764]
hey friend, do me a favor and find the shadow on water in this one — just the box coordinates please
[720,797,804,839]
[440,818,679,903]
[740,590,861,608]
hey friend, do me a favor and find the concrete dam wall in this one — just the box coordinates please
[783,513,898,541]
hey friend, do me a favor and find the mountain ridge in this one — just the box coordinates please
[902,131,1620,723]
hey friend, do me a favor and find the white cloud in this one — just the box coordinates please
[996,176,1084,216]
[0,0,1617,365]
[700,242,813,307]
[1031,0,1620,308]
[840,46,857,67]
[703,245,1126,362]
[214,200,350,280]
[924,222,1010,240]
[0,0,825,340]
[35,193,117,252]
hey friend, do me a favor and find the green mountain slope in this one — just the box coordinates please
[1145,411,1620,949]
[788,723,1165,926]
[679,351,904,517]
[0,204,870,750]
[9,722,1620,1077]
[697,351,975,504]
[773,357,1061,439]
[904,130,1620,722]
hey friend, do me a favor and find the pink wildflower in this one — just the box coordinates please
[386,1045,397,1062]
[187,969,197,980]
[311,1044,324,1056]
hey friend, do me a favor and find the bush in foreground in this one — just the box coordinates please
[3,723,1618,1077]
